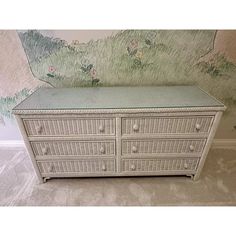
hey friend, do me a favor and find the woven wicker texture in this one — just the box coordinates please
[37,159,115,174]
[31,140,115,157]
[24,118,115,136]
[121,158,199,172]
[121,139,206,155]
[122,116,213,135]
[13,87,225,182]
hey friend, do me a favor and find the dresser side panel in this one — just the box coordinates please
[14,114,43,183]
[194,111,223,180]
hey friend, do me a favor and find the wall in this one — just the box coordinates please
[0,30,236,140]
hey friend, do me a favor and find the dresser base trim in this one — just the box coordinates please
[41,171,196,178]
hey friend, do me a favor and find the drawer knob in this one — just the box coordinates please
[189,145,195,151]
[99,124,105,132]
[42,147,48,155]
[100,146,105,154]
[132,146,138,153]
[48,164,53,172]
[102,164,106,171]
[36,125,42,134]
[133,124,139,132]
[195,123,201,131]
[184,163,189,169]
[131,164,136,171]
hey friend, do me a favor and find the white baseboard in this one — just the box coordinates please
[0,140,25,148]
[0,139,235,149]
[212,139,236,149]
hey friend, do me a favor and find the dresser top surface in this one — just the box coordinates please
[13,86,225,110]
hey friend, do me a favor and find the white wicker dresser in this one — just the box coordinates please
[13,86,226,183]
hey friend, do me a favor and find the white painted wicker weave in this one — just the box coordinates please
[121,158,199,172]
[31,140,115,157]
[13,86,226,183]
[121,139,206,155]
[37,159,116,175]
[23,117,116,136]
[122,116,213,135]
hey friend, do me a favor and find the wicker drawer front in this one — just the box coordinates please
[23,117,115,136]
[31,140,115,157]
[122,139,206,156]
[121,158,199,173]
[122,116,213,135]
[37,159,115,175]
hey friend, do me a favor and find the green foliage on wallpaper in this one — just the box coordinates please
[16,30,236,105]
[198,54,236,77]
[0,89,30,118]
[18,30,66,63]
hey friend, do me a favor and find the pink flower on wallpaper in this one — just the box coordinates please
[48,66,56,73]
[130,39,138,49]
[90,68,97,78]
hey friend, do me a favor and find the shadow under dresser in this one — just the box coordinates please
[12,86,226,183]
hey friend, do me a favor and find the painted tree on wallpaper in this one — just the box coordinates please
[0,31,45,119]
[1,30,236,120]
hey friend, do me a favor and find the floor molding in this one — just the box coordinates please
[0,139,236,149]
[212,139,236,149]
[0,140,25,148]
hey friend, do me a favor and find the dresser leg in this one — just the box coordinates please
[38,178,44,184]
[187,174,195,180]
[193,175,200,181]
[43,177,51,183]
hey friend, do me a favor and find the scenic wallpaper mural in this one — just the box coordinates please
[0,30,236,140]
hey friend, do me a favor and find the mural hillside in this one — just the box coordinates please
[1,30,236,119]
[19,30,236,101]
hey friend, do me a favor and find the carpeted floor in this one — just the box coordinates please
[0,146,235,206]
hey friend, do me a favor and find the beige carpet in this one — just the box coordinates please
[0,147,235,206]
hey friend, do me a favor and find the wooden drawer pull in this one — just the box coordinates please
[99,124,105,132]
[195,123,201,131]
[102,164,107,171]
[100,146,105,154]
[133,124,139,132]
[189,145,195,151]
[132,146,138,153]
[36,125,42,134]
[42,147,48,155]
[184,163,189,169]
[131,164,136,171]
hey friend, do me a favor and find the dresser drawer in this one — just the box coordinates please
[121,138,206,156]
[121,158,199,173]
[23,117,116,137]
[31,140,115,157]
[122,116,213,135]
[37,159,116,175]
